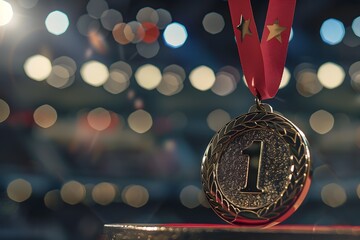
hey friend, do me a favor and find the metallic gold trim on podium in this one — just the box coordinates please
[103,224,360,240]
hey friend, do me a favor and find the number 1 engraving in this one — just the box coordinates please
[240,140,264,193]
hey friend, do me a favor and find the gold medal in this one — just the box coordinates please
[201,100,311,227]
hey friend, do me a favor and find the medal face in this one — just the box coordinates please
[201,105,311,227]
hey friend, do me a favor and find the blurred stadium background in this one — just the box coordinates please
[1,0,360,239]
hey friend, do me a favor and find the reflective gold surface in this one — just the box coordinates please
[201,105,311,226]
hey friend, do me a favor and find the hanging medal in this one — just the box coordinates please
[201,0,311,227]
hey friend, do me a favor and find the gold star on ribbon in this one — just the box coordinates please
[266,19,286,43]
[237,15,252,41]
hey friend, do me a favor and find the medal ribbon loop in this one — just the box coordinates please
[228,0,296,100]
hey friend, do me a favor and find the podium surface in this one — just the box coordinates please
[103,224,360,240]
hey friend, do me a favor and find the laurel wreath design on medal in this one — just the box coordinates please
[201,108,311,225]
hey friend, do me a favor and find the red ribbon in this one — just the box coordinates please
[228,0,296,100]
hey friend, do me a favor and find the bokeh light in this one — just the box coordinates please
[136,7,158,24]
[189,65,216,91]
[45,11,70,35]
[104,61,131,94]
[0,0,13,26]
[87,107,111,131]
[349,61,360,91]
[317,62,345,89]
[157,65,186,96]
[135,64,162,90]
[88,29,107,54]
[134,98,144,109]
[46,65,72,89]
[207,109,231,132]
[164,64,186,82]
[100,9,123,31]
[33,104,58,128]
[128,109,153,134]
[141,22,160,44]
[296,71,322,97]
[7,179,32,203]
[313,164,334,180]
[0,99,10,123]
[80,61,109,87]
[92,182,117,205]
[112,23,133,45]
[309,110,334,134]
[60,180,86,205]
[44,190,61,210]
[279,67,291,89]
[104,69,130,94]
[295,63,322,97]
[49,65,70,79]
[157,72,183,96]
[110,61,132,78]
[122,185,149,208]
[198,191,210,208]
[127,21,145,43]
[220,66,241,82]
[179,185,201,209]
[54,56,77,75]
[47,56,77,89]
[77,14,100,36]
[87,0,108,19]
[163,22,188,48]
[349,61,360,78]
[352,16,360,37]
[289,27,294,41]
[321,183,347,208]
[156,8,172,29]
[136,41,160,58]
[24,55,52,81]
[320,18,345,45]
[202,12,225,34]
[211,71,237,96]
